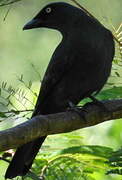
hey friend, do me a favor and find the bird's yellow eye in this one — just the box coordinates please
[45,7,52,13]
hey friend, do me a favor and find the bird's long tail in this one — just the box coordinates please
[5,136,46,179]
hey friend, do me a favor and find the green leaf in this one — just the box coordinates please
[0,112,7,118]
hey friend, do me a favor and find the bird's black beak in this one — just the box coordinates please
[23,18,42,30]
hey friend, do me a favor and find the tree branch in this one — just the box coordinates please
[0,99,122,152]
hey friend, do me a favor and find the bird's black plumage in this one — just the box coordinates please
[5,2,115,179]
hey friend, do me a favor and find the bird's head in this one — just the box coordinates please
[23,2,81,34]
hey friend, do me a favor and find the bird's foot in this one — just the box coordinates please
[67,101,88,121]
[89,95,110,112]
[68,101,83,109]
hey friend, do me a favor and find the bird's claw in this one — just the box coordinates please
[67,101,87,122]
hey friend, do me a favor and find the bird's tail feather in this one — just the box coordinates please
[5,136,46,179]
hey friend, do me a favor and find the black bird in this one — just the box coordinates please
[5,2,115,179]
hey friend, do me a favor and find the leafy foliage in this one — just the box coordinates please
[22,146,122,180]
[112,23,122,60]
[0,75,36,121]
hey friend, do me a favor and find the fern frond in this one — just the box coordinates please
[17,75,38,98]
[0,81,35,119]
[113,23,122,58]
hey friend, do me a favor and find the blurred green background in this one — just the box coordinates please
[0,0,122,179]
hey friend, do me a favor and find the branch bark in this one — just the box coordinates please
[0,99,122,152]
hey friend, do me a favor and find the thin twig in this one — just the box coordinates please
[0,109,33,114]
[0,0,21,7]
[3,4,12,21]
[70,0,97,20]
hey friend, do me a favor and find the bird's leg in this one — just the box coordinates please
[67,101,83,110]
[68,101,76,109]
[67,101,88,121]
[88,95,110,112]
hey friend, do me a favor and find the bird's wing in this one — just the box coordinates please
[32,39,76,115]
[38,53,72,104]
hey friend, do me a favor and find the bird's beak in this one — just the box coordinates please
[23,18,42,30]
